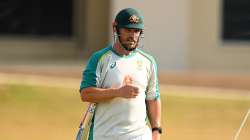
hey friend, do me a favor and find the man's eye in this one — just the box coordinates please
[135,29,141,33]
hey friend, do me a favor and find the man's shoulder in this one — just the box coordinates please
[136,49,157,64]
[96,45,112,54]
[90,45,112,62]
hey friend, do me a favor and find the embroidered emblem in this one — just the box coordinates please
[129,15,139,24]
[136,60,143,70]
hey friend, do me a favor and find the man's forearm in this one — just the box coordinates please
[80,87,118,103]
[80,84,139,103]
[147,99,162,140]
[146,99,161,128]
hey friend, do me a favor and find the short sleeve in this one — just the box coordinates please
[79,53,99,92]
[145,58,160,100]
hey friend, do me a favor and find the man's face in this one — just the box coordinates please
[118,28,141,50]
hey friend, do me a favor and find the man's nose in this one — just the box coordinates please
[128,32,138,38]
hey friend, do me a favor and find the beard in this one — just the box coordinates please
[120,38,138,51]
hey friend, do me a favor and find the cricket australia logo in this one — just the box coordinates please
[136,60,143,70]
[129,15,139,24]
[110,61,116,69]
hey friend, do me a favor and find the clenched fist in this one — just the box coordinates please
[117,75,139,98]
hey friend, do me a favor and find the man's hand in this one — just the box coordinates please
[117,84,139,98]
[117,75,139,98]
[152,131,161,140]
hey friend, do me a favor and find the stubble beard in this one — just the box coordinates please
[120,38,138,51]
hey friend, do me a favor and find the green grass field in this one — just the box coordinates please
[0,84,250,140]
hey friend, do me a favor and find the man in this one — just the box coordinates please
[79,8,162,140]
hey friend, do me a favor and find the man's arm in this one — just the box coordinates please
[146,99,161,140]
[80,84,139,103]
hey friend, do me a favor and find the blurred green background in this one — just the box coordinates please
[0,80,249,140]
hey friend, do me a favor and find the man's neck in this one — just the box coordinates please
[113,41,131,56]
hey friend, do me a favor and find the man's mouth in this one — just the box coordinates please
[127,40,135,44]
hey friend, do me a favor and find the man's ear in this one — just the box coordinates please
[112,21,117,33]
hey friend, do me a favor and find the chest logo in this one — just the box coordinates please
[110,61,116,69]
[136,60,143,70]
